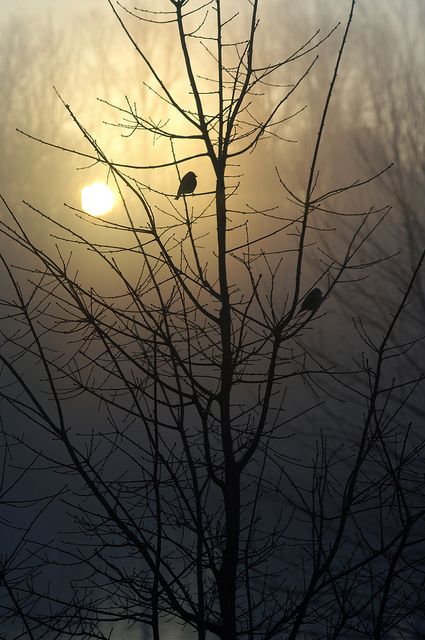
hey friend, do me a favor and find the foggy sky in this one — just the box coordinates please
[1,2,425,638]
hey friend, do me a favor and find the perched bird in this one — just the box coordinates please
[175,171,197,200]
[299,288,323,314]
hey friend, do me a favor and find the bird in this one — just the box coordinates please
[299,288,323,314]
[175,171,197,200]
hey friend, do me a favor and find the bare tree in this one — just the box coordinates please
[1,1,425,639]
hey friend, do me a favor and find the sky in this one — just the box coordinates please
[1,2,425,637]
[0,0,102,18]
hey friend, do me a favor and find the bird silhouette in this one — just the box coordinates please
[299,288,323,314]
[175,171,197,200]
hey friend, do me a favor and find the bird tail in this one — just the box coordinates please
[175,195,180,200]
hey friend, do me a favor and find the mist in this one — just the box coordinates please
[1,1,425,639]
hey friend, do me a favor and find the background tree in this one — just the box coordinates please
[352,0,425,338]
[1,1,425,639]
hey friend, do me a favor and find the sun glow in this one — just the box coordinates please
[81,182,115,216]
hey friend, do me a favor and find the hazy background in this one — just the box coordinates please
[1,1,424,638]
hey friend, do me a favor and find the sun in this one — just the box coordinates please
[81,182,115,217]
